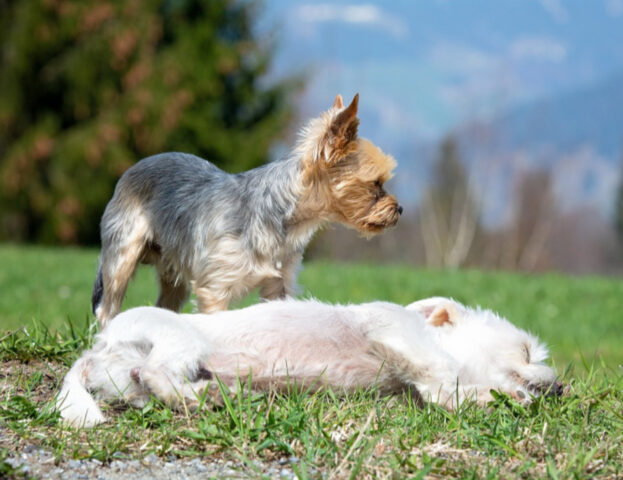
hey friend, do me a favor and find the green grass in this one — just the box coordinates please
[1,245,622,367]
[1,245,622,478]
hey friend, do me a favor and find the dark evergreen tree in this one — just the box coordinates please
[0,0,296,244]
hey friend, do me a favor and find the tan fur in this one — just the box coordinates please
[93,94,401,325]
[429,307,452,327]
[296,98,401,235]
[96,213,150,322]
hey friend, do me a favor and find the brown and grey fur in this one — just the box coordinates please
[93,94,402,325]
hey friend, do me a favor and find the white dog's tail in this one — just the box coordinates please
[57,357,105,427]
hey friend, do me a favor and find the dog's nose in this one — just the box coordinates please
[397,205,403,215]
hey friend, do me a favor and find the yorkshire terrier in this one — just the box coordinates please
[92,94,402,325]
[58,297,562,427]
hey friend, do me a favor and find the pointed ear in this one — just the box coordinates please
[329,93,359,142]
[333,94,344,109]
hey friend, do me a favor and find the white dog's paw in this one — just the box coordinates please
[60,403,106,428]
[511,386,533,404]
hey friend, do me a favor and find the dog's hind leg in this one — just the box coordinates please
[155,267,190,312]
[95,213,151,326]
[194,284,231,313]
[134,362,216,411]
[131,343,214,410]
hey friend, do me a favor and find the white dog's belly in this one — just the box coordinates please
[203,323,395,392]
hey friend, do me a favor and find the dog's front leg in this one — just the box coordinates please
[259,277,287,299]
[194,285,231,313]
[419,384,494,410]
[259,254,301,300]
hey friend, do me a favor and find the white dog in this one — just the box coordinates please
[57,297,561,427]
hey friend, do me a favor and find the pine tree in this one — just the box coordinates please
[0,0,296,244]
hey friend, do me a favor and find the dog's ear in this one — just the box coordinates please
[308,94,360,167]
[406,297,461,327]
[331,93,359,136]
[327,93,359,151]
[427,304,458,327]
[333,94,344,109]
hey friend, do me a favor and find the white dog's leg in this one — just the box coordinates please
[368,338,468,407]
[364,307,484,409]
[57,356,106,427]
[127,340,213,409]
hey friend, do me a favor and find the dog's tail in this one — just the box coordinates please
[56,356,106,427]
[91,264,104,316]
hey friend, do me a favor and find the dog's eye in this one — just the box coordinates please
[523,344,531,363]
[374,180,382,188]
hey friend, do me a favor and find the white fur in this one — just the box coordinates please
[57,298,560,427]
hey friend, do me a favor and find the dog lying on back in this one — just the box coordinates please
[57,297,562,427]
[92,94,402,325]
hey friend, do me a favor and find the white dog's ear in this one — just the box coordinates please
[427,304,458,327]
[406,297,462,327]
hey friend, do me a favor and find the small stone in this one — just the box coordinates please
[288,456,300,464]
[110,460,127,470]
[23,444,38,454]
[144,453,159,465]
[67,459,83,469]
[190,459,208,472]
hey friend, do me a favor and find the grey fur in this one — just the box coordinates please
[93,96,401,325]
[93,152,308,323]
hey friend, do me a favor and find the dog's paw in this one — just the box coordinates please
[511,386,533,405]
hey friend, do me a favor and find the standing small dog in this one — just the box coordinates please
[57,297,562,427]
[92,94,402,325]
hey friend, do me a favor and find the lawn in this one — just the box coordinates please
[1,245,622,478]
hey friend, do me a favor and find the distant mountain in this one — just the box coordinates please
[260,1,623,224]
[392,72,623,225]
[487,71,623,158]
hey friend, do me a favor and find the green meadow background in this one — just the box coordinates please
[1,245,622,370]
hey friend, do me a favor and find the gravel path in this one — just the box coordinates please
[4,446,305,479]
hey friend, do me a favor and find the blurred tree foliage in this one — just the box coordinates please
[418,136,482,268]
[0,0,296,244]
[615,156,623,250]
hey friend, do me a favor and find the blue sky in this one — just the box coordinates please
[261,0,623,142]
[256,1,623,224]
